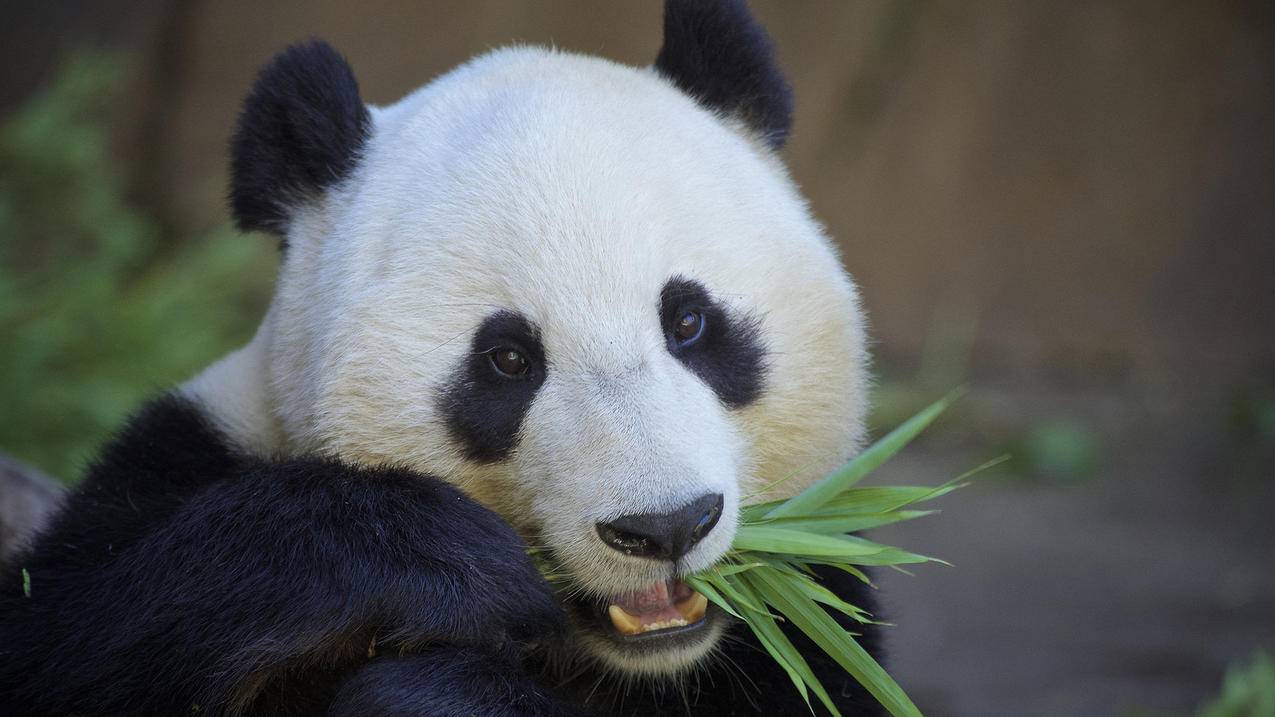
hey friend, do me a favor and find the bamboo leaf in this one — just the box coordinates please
[761,510,938,534]
[705,571,766,614]
[751,623,812,711]
[743,597,840,717]
[685,575,743,619]
[813,486,963,515]
[712,562,765,577]
[838,548,943,567]
[787,576,875,623]
[741,499,784,522]
[804,560,874,586]
[733,527,889,557]
[746,569,922,717]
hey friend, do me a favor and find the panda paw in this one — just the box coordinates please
[329,648,583,717]
[326,461,567,649]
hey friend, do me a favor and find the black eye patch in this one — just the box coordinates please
[659,276,767,408]
[439,311,546,463]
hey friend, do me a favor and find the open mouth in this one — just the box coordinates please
[549,566,726,673]
[604,579,709,637]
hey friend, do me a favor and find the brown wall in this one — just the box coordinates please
[8,1,1273,383]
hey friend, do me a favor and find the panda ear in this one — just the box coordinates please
[229,40,371,238]
[654,0,794,149]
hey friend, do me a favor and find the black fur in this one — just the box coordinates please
[661,275,768,408]
[229,40,371,238]
[440,311,548,463]
[331,648,584,717]
[0,395,564,716]
[0,394,886,716]
[655,0,794,148]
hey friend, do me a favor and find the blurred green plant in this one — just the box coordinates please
[1197,650,1275,717]
[1007,419,1102,484]
[1227,388,1275,483]
[0,53,276,482]
[870,299,1105,484]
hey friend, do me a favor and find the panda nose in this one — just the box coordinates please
[595,493,724,561]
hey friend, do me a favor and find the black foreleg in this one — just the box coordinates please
[0,400,562,716]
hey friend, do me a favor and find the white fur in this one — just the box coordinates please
[184,46,869,675]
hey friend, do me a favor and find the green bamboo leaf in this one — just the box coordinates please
[762,510,938,534]
[733,527,889,557]
[816,455,1005,515]
[747,558,880,627]
[813,486,961,515]
[743,596,840,717]
[766,391,961,519]
[838,548,942,567]
[711,562,765,577]
[741,499,784,522]
[787,576,875,623]
[948,454,1010,485]
[746,569,922,717]
[794,559,875,587]
[685,575,743,619]
[744,604,816,704]
[827,562,873,585]
[706,571,766,614]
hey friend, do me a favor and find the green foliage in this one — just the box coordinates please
[1008,418,1102,483]
[1197,650,1275,717]
[687,394,1002,717]
[1227,388,1275,483]
[0,53,276,482]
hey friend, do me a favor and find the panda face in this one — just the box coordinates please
[254,48,866,675]
[202,2,870,679]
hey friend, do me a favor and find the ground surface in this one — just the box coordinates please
[867,381,1275,716]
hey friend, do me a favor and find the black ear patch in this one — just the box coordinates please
[654,0,794,148]
[660,276,767,408]
[229,40,370,237]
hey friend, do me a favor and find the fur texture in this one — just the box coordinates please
[200,0,868,682]
[655,0,794,148]
[200,42,869,612]
[330,649,584,717]
[440,310,548,463]
[659,275,768,408]
[0,397,882,716]
[2,1,883,713]
[0,397,564,716]
[230,40,371,237]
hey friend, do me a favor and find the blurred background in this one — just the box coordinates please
[0,1,1271,715]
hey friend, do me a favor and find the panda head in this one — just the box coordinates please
[209,0,868,677]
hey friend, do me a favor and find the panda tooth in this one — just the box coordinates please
[608,605,642,635]
[676,592,708,623]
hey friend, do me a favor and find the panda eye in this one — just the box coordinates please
[673,310,706,347]
[489,347,530,378]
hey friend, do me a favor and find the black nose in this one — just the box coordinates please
[596,493,724,561]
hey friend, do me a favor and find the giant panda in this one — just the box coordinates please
[0,1,885,715]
